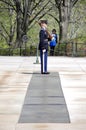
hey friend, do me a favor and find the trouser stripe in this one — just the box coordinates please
[43,51,45,72]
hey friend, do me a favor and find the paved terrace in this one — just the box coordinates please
[0,56,86,130]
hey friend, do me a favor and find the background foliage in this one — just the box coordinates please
[0,0,86,56]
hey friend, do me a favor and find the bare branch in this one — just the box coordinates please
[0,0,16,11]
[29,0,50,24]
[0,32,8,43]
[48,13,59,24]
[72,0,79,6]
[0,21,9,37]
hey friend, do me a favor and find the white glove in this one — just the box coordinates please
[42,49,46,52]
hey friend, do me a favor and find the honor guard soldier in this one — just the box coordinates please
[38,20,52,74]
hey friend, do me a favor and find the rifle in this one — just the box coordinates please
[46,29,52,40]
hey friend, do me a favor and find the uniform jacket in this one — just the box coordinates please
[39,28,48,50]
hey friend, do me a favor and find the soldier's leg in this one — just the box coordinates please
[40,50,43,73]
[42,50,45,73]
[44,50,48,73]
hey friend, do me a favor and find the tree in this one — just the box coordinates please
[49,0,79,43]
[0,1,16,46]
[0,0,51,47]
[69,0,86,41]
[0,0,85,47]
[15,0,52,47]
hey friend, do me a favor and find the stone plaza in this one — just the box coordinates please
[0,56,86,130]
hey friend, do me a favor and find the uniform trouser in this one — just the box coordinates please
[40,50,48,73]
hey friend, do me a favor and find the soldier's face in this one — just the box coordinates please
[41,23,47,28]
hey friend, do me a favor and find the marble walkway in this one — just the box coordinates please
[0,56,86,130]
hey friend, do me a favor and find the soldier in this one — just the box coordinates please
[38,20,51,74]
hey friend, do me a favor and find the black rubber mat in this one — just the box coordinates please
[18,72,70,123]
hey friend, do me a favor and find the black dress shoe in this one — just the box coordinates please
[42,72,50,74]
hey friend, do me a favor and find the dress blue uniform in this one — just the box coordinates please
[39,26,49,74]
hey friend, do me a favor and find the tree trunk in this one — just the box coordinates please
[23,0,30,34]
[15,0,23,47]
[58,0,72,43]
[16,0,32,47]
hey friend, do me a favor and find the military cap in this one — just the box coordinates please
[40,20,47,24]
